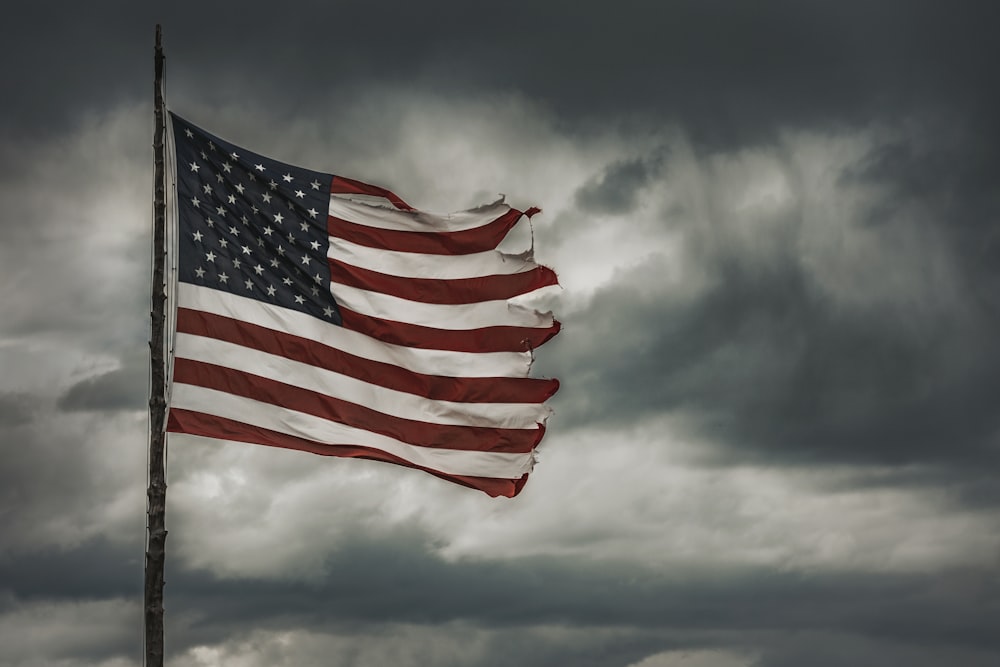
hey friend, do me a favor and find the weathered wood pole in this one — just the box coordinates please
[145,23,168,667]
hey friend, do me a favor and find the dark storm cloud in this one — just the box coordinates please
[4,528,996,665]
[842,128,1000,315]
[575,154,664,215]
[537,111,1000,491]
[0,537,139,601]
[3,1,1000,147]
[10,528,986,665]
[160,531,998,662]
[549,251,1000,467]
[753,631,1000,667]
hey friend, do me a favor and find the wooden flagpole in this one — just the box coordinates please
[145,23,168,667]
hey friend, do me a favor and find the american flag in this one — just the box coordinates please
[166,113,560,497]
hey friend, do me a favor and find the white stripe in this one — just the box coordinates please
[175,333,550,429]
[330,193,397,208]
[329,197,514,233]
[328,236,541,279]
[171,384,535,478]
[330,281,554,330]
[177,284,533,378]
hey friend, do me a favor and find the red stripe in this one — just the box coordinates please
[338,306,561,353]
[168,409,527,497]
[173,358,544,453]
[328,208,524,255]
[328,260,559,305]
[176,308,559,403]
[330,175,413,210]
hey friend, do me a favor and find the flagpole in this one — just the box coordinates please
[145,23,168,667]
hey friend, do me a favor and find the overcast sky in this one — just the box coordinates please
[2,2,1000,666]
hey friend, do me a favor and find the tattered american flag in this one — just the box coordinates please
[166,113,560,497]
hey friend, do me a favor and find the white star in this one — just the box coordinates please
[219,238,228,248]
[311,286,319,296]
[255,164,265,172]
[276,245,285,256]
[273,212,284,224]
[208,141,216,152]
[282,277,293,286]
[229,226,239,236]
[310,240,321,250]
[200,150,208,160]
[251,205,259,215]
[247,173,256,182]
[307,208,318,219]
[262,192,272,204]
[189,161,200,173]
[228,194,236,205]
[202,183,213,195]
[184,128,194,138]
[194,266,205,278]
[219,272,229,284]
[205,251,216,262]
[314,272,322,283]
[235,183,245,194]
[301,255,311,266]
[269,180,278,190]
[263,226,274,236]
[222,162,232,173]
[287,233,296,243]
[282,173,293,183]
[231,151,239,160]
[266,285,276,296]
[323,306,334,317]
[205,217,214,228]
[233,258,241,269]
[254,264,264,275]
[300,221,310,232]
[241,245,252,255]
[192,230,203,242]
[269,258,280,268]
[294,294,305,304]
[242,215,249,224]
[257,237,264,247]
[294,189,305,199]
[311,180,321,190]
[244,279,253,290]
[216,173,224,183]
[216,206,226,217]
[191,197,201,208]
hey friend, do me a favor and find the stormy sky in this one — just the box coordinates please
[2,2,999,666]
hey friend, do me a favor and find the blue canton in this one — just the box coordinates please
[171,114,341,325]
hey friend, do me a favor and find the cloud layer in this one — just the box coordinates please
[1,2,999,666]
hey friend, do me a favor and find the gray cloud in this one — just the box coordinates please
[575,154,664,215]
[552,252,1000,464]
[57,351,148,413]
[0,537,139,601]
[169,537,997,645]
[539,120,1000,491]
[3,2,1000,147]
[3,528,995,666]
[0,393,35,427]
[0,402,145,558]
[753,631,1000,667]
